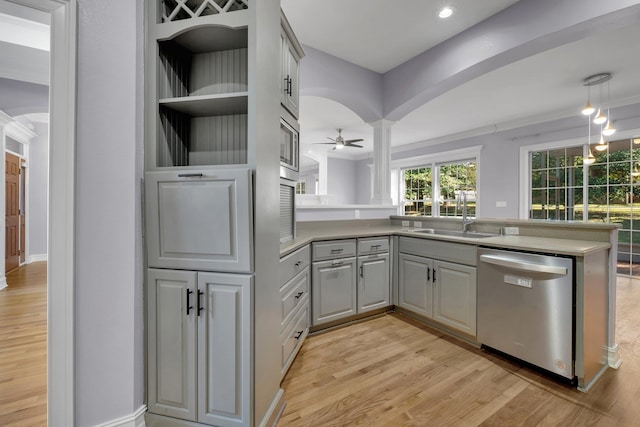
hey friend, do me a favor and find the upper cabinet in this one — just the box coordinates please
[147,1,250,170]
[280,13,304,119]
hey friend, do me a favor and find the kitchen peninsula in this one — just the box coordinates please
[280,216,618,392]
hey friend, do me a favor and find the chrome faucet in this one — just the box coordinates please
[458,191,474,232]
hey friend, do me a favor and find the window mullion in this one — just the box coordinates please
[433,163,440,218]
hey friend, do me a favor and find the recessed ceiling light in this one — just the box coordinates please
[438,6,454,19]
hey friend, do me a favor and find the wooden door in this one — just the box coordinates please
[20,163,25,264]
[147,269,197,422]
[433,260,477,336]
[398,253,433,317]
[5,152,20,272]
[358,253,390,313]
[197,272,251,427]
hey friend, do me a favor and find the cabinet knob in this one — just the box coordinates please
[295,291,304,299]
[294,330,304,340]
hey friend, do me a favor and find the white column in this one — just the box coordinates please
[370,119,394,205]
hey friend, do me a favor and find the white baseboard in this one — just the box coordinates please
[0,276,6,291]
[29,254,48,263]
[98,405,146,427]
[259,388,285,427]
[607,344,622,369]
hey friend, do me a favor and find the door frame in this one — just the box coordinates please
[8,1,78,426]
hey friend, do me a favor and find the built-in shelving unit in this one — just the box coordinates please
[152,19,249,168]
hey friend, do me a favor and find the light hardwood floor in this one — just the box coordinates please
[0,262,47,427]
[279,276,640,427]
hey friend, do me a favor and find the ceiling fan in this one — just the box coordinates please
[314,128,363,150]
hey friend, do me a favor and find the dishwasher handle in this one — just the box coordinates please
[479,254,568,275]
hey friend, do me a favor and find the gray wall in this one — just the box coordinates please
[328,157,357,204]
[354,102,640,219]
[74,0,143,424]
[28,121,48,257]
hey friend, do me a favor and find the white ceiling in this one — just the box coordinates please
[284,1,640,164]
[281,0,521,74]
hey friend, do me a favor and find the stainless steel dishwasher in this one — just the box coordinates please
[477,247,574,380]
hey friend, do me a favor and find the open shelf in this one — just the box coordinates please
[159,92,248,116]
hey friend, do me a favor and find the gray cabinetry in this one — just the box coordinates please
[280,15,303,119]
[279,245,310,379]
[147,269,252,426]
[398,237,477,337]
[398,253,433,317]
[433,260,477,336]
[357,237,391,313]
[145,169,253,272]
[312,239,357,325]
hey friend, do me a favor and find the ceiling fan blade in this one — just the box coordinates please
[347,144,363,148]
[345,138,364,143]
[313,142,337,145]
[327,137,337,142]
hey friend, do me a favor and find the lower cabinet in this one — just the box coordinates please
[398,253,433,317]
[398,244,477,337]
[312,256,358,325]
[147,268,251,427]
[358,253,390,313]
[433,260,477,336]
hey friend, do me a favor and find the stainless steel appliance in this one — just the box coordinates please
[477,248,574,379]
[280,115,299,181]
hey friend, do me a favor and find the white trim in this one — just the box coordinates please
[0,11,49,51]
[0,276,6,291]
[29,253,48,263]
[607,344,622,369]
[44,1,77,426]
[258,389,285,427]
[98,405,147,427]
[391,144,483,169]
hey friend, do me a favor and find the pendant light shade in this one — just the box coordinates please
[584,149,596,164]
[602,120,616,136]
[595,135,608,151]
[581,102,595,116]
[592,109,607,125]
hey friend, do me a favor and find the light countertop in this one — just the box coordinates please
[280,222,611,258]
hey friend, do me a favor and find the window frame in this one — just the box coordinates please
[392,145,483,217]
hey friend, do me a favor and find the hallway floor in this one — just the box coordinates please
[0,262,47,427]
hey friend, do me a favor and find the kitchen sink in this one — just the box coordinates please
[411,229,498,239]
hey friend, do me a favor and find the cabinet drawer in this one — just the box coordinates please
[280,268,309,328]
[358,237,389,255]
[399,237,477,266]
[312,239,356,261]
[280,301,309,377]
[280,245,310,285]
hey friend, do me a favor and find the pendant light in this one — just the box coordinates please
[581,85,595,115]
[581,73,612,164]
[602,80,616,136]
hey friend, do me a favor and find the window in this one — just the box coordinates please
[525,135,640,276]
[401,160,476,217]
[295,181,305,194]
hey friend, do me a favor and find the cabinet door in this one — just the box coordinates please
[197,272,252,427]
[433,260,477,336]
[358,253,390,313]
[280,29,300,119]
[147,269,197,421]
[398,253,433,317]
[146,169,253,273]
[312,257,357,325]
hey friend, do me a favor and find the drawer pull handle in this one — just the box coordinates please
[186,289,194,316]
[371,244,381,249]
[330,248,344,254]
[295,291,304,299]
[294,261,303,267]
[178,173,204,178]
[427,268,431,282]
[294,330,304,340]
[331,261,343,267]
